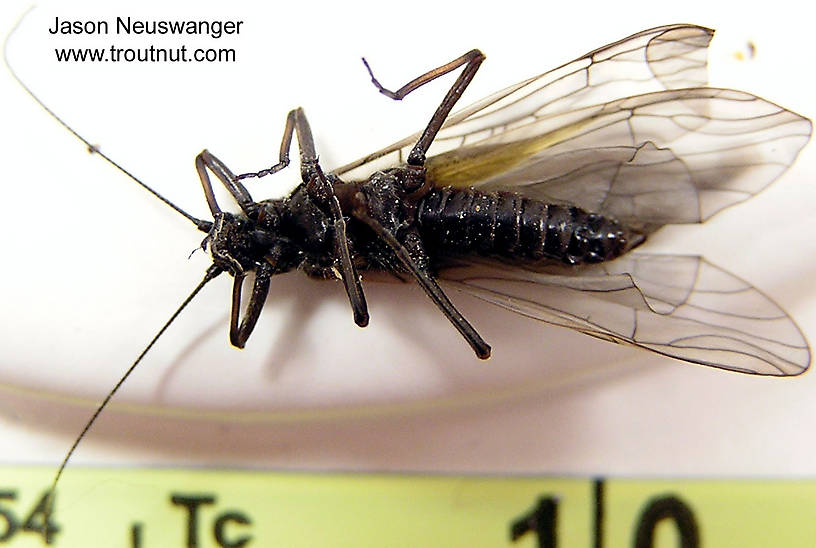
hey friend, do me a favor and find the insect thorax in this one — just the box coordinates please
[204,186,337,277]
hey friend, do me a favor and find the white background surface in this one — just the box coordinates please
[1,0,815,476]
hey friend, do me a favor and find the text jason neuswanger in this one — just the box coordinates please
[49,17,243,39]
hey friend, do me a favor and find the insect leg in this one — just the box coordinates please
[309,163,370,327]
[363,49,485,166]
[235,109,297,180]
[229,262,273,348]
[196,149,256,215]
[280,109,370,326]
[195,106,312,214]
[352,209,491,359]
[221,107,369,327]
[232,107,317,182]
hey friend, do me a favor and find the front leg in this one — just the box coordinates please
[205,108,369,328]
[229,262,273,348]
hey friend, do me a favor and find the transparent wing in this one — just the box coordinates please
[424,88,811,228]
[438,255,810,376]
[333,26,810,229]
[334,24,715,178]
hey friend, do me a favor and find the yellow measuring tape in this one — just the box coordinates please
[0,467,813,547]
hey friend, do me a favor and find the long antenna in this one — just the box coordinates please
[3,8,226,514]
[3,8,212,233]
[45,265,223,513]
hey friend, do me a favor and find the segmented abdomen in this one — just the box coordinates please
[416,188,641,265]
